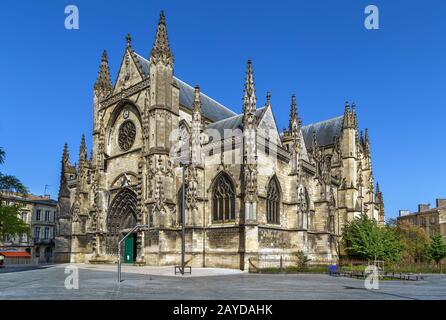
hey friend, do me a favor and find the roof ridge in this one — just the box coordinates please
[174,77,236,116]
[302,115,343,129]
[208,106,266,126]
[133,51,236,117]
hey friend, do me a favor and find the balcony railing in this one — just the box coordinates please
[33,238,55,245]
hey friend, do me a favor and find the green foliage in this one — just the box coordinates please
[0,147,28,194]
[396,221,430,263]
[0,146,30,239]
[0,173,28,194]
[427,234,446,268]
[342,215,403,262]
[295,251,310,271]
[0,202,30,239]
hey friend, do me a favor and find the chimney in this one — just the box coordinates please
[418,204,430,212]
[399,210,411,217]
[436,198,446,208]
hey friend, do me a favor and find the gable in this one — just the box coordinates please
[113,49,145,94]
[257,105,281,146]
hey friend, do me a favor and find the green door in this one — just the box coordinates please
[124,233,135,263]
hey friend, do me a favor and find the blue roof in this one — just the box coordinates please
[134,53,236,122]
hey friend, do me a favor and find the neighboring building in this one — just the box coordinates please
[55,11,385,269]
[398,199,446,240]
[0,192,57,263]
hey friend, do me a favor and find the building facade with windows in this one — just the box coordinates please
[398,199,446,240]
[55,12,385,269]
[0,192,57,263]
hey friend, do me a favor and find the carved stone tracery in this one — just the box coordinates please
[118,120,136,151]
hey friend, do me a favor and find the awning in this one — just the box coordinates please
[0,252,31,258]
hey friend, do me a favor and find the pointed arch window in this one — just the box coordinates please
[267,177,281,224]
[212,174,236,223]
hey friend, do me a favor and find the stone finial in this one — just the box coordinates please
[351,102,358,128]
[150,10,173,66]
[193,85,201,114]
[266,92,271,106]
[79,134,87,162]
[126,33,132,47]
[62,143,70,169]
[94,50,113,97]
[242,60,257,118]
[289,94,301,132]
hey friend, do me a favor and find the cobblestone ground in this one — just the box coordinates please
[1,264,446,300]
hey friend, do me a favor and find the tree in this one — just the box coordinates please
[295,251,310,271]
[0,146,30,240]
[342,215,403,262]
[396,221,430,263]
[0,147,28,194]
[0,203,30,239]
[427,234,446,271]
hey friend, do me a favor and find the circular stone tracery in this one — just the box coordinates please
[118,120,136,151]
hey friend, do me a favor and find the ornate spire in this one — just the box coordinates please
[343,100,358,129]
[311,131,319,158]
[375,182,380,194]
[242,60,257,124]
[94,50,112,97]
[351,102,358,128]
[79,134,87,163]
[62,143,70,169]
[150,11,173,66]
[191,85,203,166]
[289,94,301,133]
[193,85,201,115]
[58,143,71,199]
[344,101,350,114]
[343,101,351,128]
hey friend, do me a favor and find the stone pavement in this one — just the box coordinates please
[1,264,446,300]
[76,263,244,277]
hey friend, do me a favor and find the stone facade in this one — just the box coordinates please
[0,192,57,263]
[54,11,385,269]
[398,199,446,240]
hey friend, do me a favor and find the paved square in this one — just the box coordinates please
[1,264,446,300]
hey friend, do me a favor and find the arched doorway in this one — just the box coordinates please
[105,188,138,259]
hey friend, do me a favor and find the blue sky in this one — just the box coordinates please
[0,0,445,219]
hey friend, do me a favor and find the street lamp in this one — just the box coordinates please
[174,162,187,275]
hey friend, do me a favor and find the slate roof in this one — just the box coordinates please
[206,107,266,137]
[301,116,343,149]
[134,53,237,122]
[133,52,344,143]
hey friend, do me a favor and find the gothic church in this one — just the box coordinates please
[55,12,385,269]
